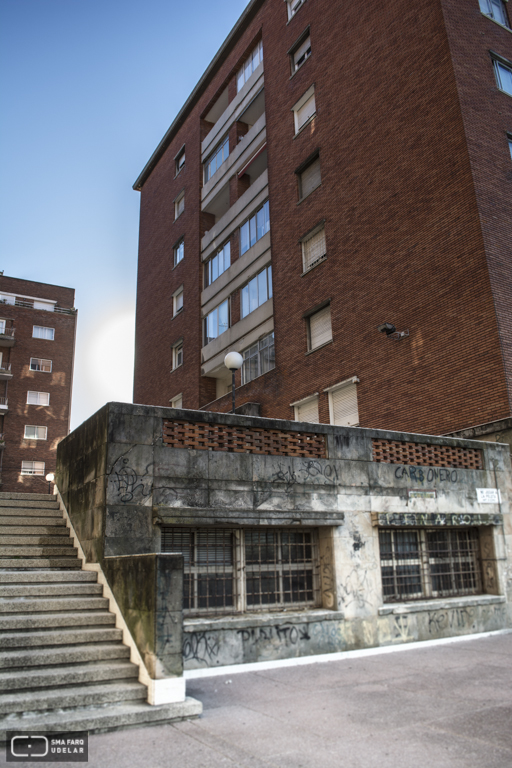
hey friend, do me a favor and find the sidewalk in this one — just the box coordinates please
[3,631,512,768]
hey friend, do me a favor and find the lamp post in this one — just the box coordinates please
[224,351,243,414]
[45,472,55,495]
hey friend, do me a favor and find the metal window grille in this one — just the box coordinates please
[162,526,320,616]
[379,527,483,603]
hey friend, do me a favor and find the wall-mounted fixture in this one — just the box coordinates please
[377,322,409,341]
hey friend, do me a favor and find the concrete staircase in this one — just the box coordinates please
[0,492,201,741]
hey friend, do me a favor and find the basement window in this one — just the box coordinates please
[162,526,320,616]
[379,528,483,603]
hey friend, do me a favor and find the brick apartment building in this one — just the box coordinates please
[133,0,512,444]
[0,275,76,492]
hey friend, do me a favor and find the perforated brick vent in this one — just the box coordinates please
[163,420,327,458]
[372,439,483,470]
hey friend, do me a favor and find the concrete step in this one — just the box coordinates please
[0,596,109,613]
[0,493,57,502]
[0,525,69,536]
[0,611,116,631]
[0,697,202,743]
[0,582,103,598]
[0,570,97,583]
[0,516,67,527]
[0,558,82,569]
[0,642,130,670]
[0,626,123,649]
[0,660,139,692]
[0,535,75,546]
[0,499,60,509]
[0,545,77,557]
[0,680,146,716]
[0,507,62,517]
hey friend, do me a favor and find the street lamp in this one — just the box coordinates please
[224,351,243,414]
[45,472,55,495]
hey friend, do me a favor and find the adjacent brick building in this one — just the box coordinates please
[0,275,76,492]
[133,0,512,444]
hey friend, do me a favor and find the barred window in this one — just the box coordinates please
[379,528,483,603]
[162,526,319,616]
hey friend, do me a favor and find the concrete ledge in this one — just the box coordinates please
[378,594,506,616]
[184,609,345,633]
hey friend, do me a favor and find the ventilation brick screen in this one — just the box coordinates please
[163,420,326,458]
[372,439,483,470]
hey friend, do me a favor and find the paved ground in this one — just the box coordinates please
[3,631,512,768]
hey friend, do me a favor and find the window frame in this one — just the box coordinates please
[24,425,48,440]
[236,40,264,93]
[32,326,55,341]
[203,299,230,345]
[492,54,512,96]
[291,393,320,423]
[162,525,320,617]
[296,151,321,202]
[27,391,50,406]
[325,377,360,427]
[21,460,45,476]
[286,0,306,21]
[241,265,273,318]
[508,132,512,159]
[240,200,270,255]
[479,0,510,27]
[204,135,229,183]
[292,85,316,134]
[29,357,52,373]
[170,393,183,409]
[175,146,185,175]
[204,240,231,288]
[241,332,275,384]
[379,527,484,603]
[174,238,184,267]
[288,27,311,74]
[174,190,185,220]
[173,286,184,317]
[304,301,333,352]
[301,221,327,273]
[172,340,183,370]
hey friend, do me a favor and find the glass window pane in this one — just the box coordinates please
[249,216,257,248]
[240,222,249,255]
[237,69,244,91]
[212,254,219,282]
[257,270,267,305]
[245,58,252,81]
[267,265,272,298]
[218,301,229,335]
[242,285,250,318]
[223,240,231,271]
[249,277,258,313]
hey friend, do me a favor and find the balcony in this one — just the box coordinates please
[0,363,12,381]
[0,397,8,411]
[0,328,15,347]
[0,296,75,315]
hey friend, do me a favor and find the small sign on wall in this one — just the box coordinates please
[408,489,437,499]
[477,488,501,504]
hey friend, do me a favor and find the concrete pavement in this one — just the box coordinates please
[3,630,512,768]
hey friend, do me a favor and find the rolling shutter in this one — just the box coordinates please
[295,397,319,424]
[309,306,332,349]
[303,227,326,270]
[331,384,359,427]
[300,158,321,198]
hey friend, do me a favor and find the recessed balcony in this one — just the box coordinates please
[0,364,12,381]
[0,328,15,347]
[0,397,8,411]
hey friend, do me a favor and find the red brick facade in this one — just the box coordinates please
[133,0,512,437]
[0,276,76,492]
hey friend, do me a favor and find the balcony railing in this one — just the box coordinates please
[0,327,15,338]
[0,397,8,408]
[0,364,11,373]
[0,298,75,315]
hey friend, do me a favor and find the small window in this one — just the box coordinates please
[292,395,319,423]
[204,300,229,345]
[30,357,52,373]
[293,86,316,134]
[173,286,184,316]
[204,241,231,287]
[286,0,305,20]
[170,394,183,409]
[241,266,273,318]
[380,527,483,603]
[242,332,275,384]
[27,391,50,406]
[508,134,512,159]
[204,136,229,182]
[307,305,332,351]
[175,147,185,175]
[493,56,512,96]
[21,460,45,476]
[33,326,54,340]
[172,341,183,370]
[327,379,359,427]
[302,225,326,272]
[174,238,184,266]
[290,32,311,73]
[237,40,263,92]
[298,155,321,200]
[479,0,510,26]
[0,320,5,334]
[174,191,185,219]
[240,200,270,255]
[24,425,48,440]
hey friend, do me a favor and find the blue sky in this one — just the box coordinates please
[0,0,248,429]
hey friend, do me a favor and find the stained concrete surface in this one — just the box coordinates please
[2,631,512,768]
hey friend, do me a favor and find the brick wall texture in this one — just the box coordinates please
[0,276,76,492]
[133,0,512,436]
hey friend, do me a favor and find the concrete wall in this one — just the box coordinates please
[56,402,512,670]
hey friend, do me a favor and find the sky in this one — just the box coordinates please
[0,0,248,430]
